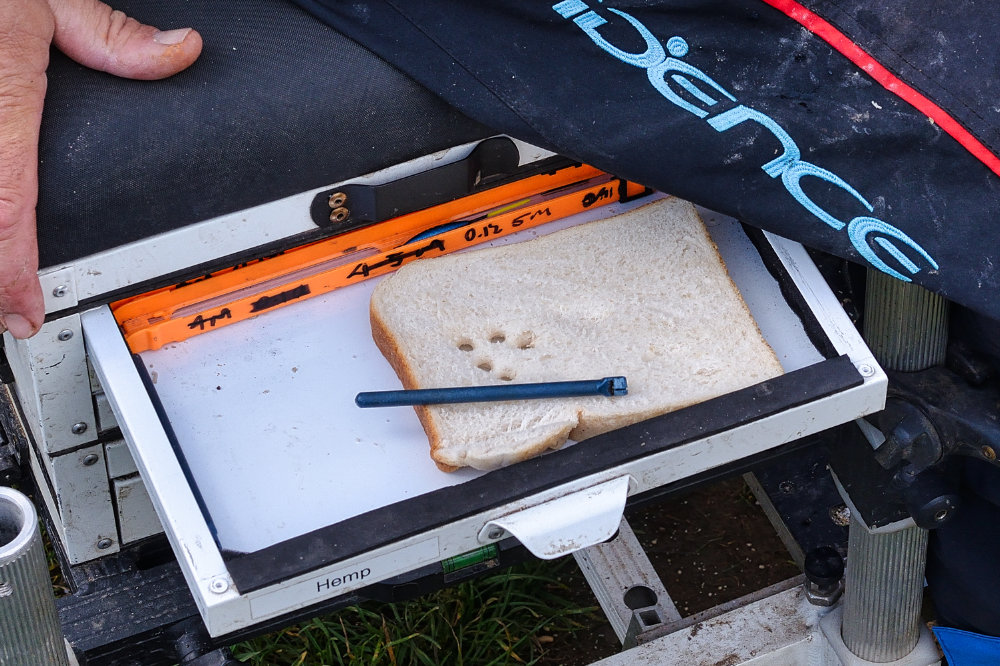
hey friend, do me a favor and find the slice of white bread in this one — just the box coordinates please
[369,197,784,471]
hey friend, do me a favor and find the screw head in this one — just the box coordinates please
[857,363,876,377]
[52,285,68,298]
[983,445,997,461]
[71,422,88,435]
[82,453,99,466]
[209,577,230,594]
[486,527,505,540]
[57,329,74,341]
[97,538,113,550]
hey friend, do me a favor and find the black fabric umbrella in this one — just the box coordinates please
[291,0,1000,639]
[292,0,1000,323]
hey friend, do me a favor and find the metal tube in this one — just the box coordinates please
[841,516,928,662]
[0,486,71,666]
[356,376,628,407]
[863,270,948,371]
[838,271,946,661]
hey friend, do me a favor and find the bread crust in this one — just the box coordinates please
[700,224,777,372]
[370,302,459,472]
[435,420,576,470]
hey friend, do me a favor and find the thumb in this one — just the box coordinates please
[48,0,202,80]
[0,0,52,338]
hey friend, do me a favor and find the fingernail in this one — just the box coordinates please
[153,28,192,46]
[1,314,36,339]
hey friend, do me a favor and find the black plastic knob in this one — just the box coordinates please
[804,546,845,588]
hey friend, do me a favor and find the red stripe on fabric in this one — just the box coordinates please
[760,0,1000,178]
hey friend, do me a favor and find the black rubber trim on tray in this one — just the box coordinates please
[741,224,840,360]
[131,355,222,544]
[224,353,862,592]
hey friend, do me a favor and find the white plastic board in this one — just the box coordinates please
[137,196,821,553]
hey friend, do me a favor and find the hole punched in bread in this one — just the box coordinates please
[369,197,784,472]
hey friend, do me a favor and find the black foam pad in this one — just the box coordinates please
[36,0,492,269]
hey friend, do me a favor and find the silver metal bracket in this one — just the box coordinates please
[477,476,630,559]
[574,518,680,645]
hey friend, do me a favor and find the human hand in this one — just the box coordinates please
[0,0,201,338]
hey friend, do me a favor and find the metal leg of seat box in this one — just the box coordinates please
[573,518,681,649]
[836,272,948,661]
[0,486,74,665]
[841,516,930,662]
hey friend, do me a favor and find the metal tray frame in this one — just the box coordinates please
[82,205,886,637]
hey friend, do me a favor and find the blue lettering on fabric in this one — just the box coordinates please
[551,1,938,281]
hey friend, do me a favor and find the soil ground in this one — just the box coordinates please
[538,476,801,665]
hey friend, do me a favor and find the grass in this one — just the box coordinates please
[31,476,599,665]
[232,559,599,666]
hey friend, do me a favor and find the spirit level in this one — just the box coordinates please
[113,165,650,352]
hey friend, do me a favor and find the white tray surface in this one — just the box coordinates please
[141,197,822,552]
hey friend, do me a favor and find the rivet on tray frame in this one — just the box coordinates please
[329,206,350,223]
